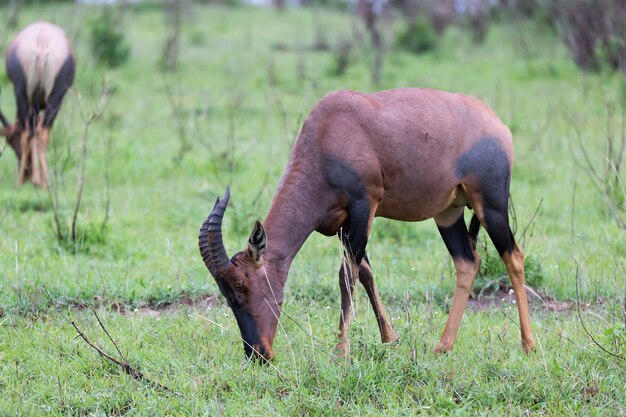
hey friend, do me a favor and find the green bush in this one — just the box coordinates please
[396,16,438,55]
[89,9,130,68]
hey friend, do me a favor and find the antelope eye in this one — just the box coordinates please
[234,281,244,289]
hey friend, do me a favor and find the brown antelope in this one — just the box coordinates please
[0,22,75,188]
[199,88,535,362]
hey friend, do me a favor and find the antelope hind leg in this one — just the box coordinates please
[335,258,358,358]
[359,255,398,344]
[434,209,480,353]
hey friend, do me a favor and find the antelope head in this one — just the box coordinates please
[198,187,283,362]
[0,106,21,159]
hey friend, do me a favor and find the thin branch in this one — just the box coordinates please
[43,287,181,396]
[0,176,18,229]
[543,327,583,350]
[162,74,190,163]
[69,312,126,368]
[71,84,112,243]
[519,198,543,248]
[508,194,518,236]
[570,180,577,237]
[575,267,624,361]
[574,129,602,192]
[102,118,113,228]
[47,177,66,242]
[568,106,625,228]
[91,306,126,363]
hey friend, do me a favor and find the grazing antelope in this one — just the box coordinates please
[199,88,535,362]
[0,105,20,158]
[0,22,75,188]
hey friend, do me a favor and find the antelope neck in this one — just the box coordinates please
[261,183,320,281]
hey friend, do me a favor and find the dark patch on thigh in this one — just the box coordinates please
[6,48,29,127]
[437,215,475,262]
[456,137,515,255]
[43,55,75,128]
[324,156,371,263]
[323,155,366,200]
[6,48,26,93]
[341,198,370,264]
[456,138,510,189]
[53,55,76,93]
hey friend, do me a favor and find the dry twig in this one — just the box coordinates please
[574,267,624,361]
[71,84,112,242]
[44,288,180,396]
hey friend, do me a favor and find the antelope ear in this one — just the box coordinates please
[247,220,266,262]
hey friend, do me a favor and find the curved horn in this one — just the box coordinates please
[199,186,233,278]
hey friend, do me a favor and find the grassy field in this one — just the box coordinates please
[0,2,624,415]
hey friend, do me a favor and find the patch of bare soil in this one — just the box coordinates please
[89,294,220,318]
[82,286,579,319]
[134,294,220,318]
[468,285,575,313]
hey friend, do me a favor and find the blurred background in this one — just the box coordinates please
[0,0,624,326]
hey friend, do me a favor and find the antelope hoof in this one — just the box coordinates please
[382,332,399,345]
[31,171,41,187]
[434,342,453,354]
[333,341,350,359]
[522,339,535,354]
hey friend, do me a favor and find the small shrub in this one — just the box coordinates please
[53,220,110,255]
[89,9,130,68]
[551,0,626,75]
[602,323,625,356]
[396,16,438,55]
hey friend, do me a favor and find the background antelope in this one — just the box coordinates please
[199,88,535,362]
[0,21,75,188]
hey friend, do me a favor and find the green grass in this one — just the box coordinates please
[1,302,624,416]
[0,2,624,416]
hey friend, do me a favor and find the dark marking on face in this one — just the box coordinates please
[437,215,475,262]
[212,272,260,358]
[455,138,515,255]
[43,55,75,128]
[323,156,370,264]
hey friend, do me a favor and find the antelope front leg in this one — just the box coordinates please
[435,257,480,352]
[335,259,358,358]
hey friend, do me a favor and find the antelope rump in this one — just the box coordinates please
[0,21,75,188]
